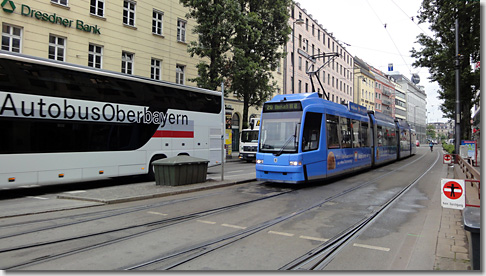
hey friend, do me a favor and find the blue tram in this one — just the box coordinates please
[255,93,415,184]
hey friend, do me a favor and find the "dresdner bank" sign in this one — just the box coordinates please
[2,1,101,34]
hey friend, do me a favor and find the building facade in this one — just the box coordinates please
[370,66,395,118]
[353,57,375,111]
[1,0,202,84]
[284,3,354,105]
[389,73,427,143]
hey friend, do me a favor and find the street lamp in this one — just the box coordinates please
[292,18,304,94]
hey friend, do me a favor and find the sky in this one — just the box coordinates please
[296,0,446,122]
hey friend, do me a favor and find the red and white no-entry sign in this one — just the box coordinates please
[441,179,465,209]
[443,154,452,164]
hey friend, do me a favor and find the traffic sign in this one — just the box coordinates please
[441,179,465,210]
[443,154,452,164]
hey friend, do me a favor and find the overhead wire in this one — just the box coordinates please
[364,0,413,75]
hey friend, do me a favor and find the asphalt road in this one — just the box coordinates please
[0,147,446,271]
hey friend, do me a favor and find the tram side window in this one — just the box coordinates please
[387,127,397,146]
[326,114,340,149]
[340,117,352,148]
[360,122,369,147]
[302,112,322,152]
[352,119,360,148]
[377,125,383,147]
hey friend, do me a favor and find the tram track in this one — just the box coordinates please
[123,152,436,270]
[2,151,438,270]
[280,151,441,270]
[0,185,293,270]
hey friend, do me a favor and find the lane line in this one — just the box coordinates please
[27,196,49,200]
[353,243,390,252]
[268,231,295,237]
[221,223,247,229]
[197,220,217,225]
[147,211,168,216]
[299,235,329,242]
[64,190,86,194]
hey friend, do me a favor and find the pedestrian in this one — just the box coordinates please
[429,141,434,152]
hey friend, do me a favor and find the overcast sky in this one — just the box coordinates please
[296,0,446,122]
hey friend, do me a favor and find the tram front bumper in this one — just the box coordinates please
[255,164,306,184]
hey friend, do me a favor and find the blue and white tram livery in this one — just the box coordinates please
[256,93,414,184]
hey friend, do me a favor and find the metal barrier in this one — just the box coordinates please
[456,154,480,199]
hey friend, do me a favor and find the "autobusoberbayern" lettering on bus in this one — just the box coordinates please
[0,92,187,126]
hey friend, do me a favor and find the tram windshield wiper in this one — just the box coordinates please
[275,134,296,156]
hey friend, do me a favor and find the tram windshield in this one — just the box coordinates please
[259,111,302,155]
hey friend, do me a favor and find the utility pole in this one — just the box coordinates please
[454,17,461,154]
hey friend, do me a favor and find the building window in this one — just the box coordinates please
[51,0,68,6]
[2,24,22,53]
[177,19,186,42]
[48,35,66,62]
[298,57,302,70]
[122,51,134,74]
[151,58,162,80]
[90,0,104,17]
[123,0,136,27]
[176,64,185,84]
[88,44,103,69]
[152,9,164,35]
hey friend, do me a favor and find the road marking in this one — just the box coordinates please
[268,231,294,237]
[222,223,247,229]
[197,220,217,225]
[353,243,390,252]
[64,190,86,194]
[27,196,49,200]
[147,211,168,216]
[229,170,245,174]
[407,233,423,238]
[299,235,329,242]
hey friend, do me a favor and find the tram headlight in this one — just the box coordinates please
[256,159,264,164]
[289,161,302,166]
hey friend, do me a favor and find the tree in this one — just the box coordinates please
[411,0,480,141]
[229,0,292,128]
[181,0,292,128]
[180,0,239,91]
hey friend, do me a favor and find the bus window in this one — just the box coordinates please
[352,119,360,148]
[340,117,352,148]
[302,112,322,152]
[326,114,340,149]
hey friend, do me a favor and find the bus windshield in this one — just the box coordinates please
[241,130,259,143]
[259,111,302,154]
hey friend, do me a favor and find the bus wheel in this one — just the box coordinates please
[147,155,166,181]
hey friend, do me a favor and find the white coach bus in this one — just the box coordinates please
[0,52,223,188]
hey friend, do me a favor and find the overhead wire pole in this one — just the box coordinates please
[221,82,225,181]
[454,17,461,155]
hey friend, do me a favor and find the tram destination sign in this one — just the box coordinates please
[263,102,302,113]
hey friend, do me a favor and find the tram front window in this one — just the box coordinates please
[259,111,302,155]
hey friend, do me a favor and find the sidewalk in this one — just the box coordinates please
[433,153,481,270]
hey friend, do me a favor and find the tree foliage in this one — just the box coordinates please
[180,0,239,91]
[411,0,480,140]
[181,0,292,128]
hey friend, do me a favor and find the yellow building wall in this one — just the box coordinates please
[1,0,202,84]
